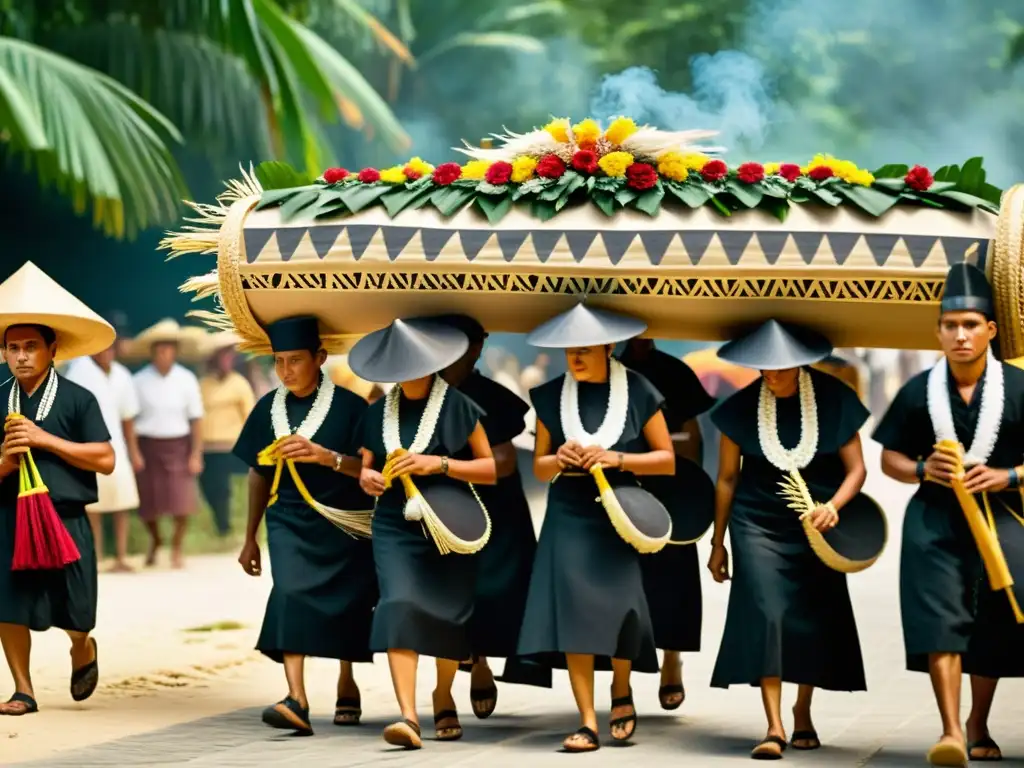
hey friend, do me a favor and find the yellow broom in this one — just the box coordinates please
[935,439,1024,623]
[382,448,490,556]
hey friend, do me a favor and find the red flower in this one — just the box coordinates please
[536,154,566,179]
[905,165,934,192]
[700,159,728,182]
[808,165,833,181]
[323,167,349,184]
[571,150,599,175]
[736,162,765,184]
[357,168,381,183]
[626,162,658,191]
[777,163,802,182]
[485,161,514,185]
[403,166,422,180]
[432,162,462,186]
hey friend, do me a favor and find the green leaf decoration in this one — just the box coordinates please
[835,185,900,217]
[934,164,961,183]
[255,161,313,191]
[593,191,616,217]
[666,182,711,208]
[634,186,665,216]
[759,197,791,223]
[339,184,390,213]
[725,179,763,209]
[957,157,985,195]
[279,188,321,221]
[872,178,907,192]
[475,194,513,224]
[382,186,433,217]
[811,187,842,207]
[709,196,731,216]
[615,187,638,206]
[256,186,318,210]
[532,198,557,221]
[432,187,476,217]
[871,164,909,178]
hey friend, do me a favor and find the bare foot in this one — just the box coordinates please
[108,561,134,574]
[145,540,160,567]
[171,552,184,570]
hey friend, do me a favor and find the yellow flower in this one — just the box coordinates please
[544,118,570,143]
[572,118,601,148]
[380,166,408,184]
[405,156,434,176]
[461,160,492,180]
[511,156,538,183]
[656,151,690,182]
[604,117,637,145]
[849,169,875,186]
[680,152,710,171]
[764,162,781,176]
[599,151,634,178]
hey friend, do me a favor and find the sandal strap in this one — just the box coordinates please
[968,737,1000,751]
[659,684,684,695]
[433,709,459,725]
[280,696,309,720]
[610,687,634,709]
[404,718,421,736]
[758,735,788,751]
[8,692,38,711]
[574,726,600,746]
[790,730,819,742]
[335,697,361,709]
[470,684,498,701]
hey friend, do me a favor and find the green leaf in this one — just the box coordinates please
[255,161,313,190]
[938,190,997,210]
[758,197,791,223]
[586,175,596,191]
[665,182,710,208]
[899,192,944,209]
[279,187,321,220]
[872,178,907,192]
[615,187,638,206]
[934,164,961,183]
[475,193,513,224]
[759,179,790,199]
[256,185,317,210]
[592,191,616,217]
[564,173,587,196]
[532,198,557,221]
[871,163,909,178]
[835,185,900,217]
[595,177,621,192]
[725,179,763,208]
[709,196,731,217]
[634,185,665,216]
[926,181,958,193]
[339,183,389,213]
[957,157,985,195]
[810,187,842,207]
[432,186,475,217]
[382,185,433,217]
[979,182,1004,206]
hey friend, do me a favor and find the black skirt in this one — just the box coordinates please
[257,500,377,663]
[640,542,702,652]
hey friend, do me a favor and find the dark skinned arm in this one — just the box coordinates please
[41,434,115,475]
[244,469,269,542]
[492,441,518,479]
[711,434,741,549]
[829,434,867,511]
[443,422,498,485]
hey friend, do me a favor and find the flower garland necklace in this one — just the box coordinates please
[560,357,629,448]
[757,368,819,472]
[926,348,1003,466]
[271,373,335,440]
[383,375,449,454]
[8,367,59,423]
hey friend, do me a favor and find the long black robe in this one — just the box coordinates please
[873,360,1024,675]
[516,369,662,673]
[0,373,110,632]
[233,381,377,663]
[457,371,551,686]
[619,347,716,653]
[710,369,867,690]
[363,383,484,661]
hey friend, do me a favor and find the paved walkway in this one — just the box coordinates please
[6,439,1024,765]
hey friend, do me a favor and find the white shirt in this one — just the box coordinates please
[64,357,139,460]
[133,363,204,439]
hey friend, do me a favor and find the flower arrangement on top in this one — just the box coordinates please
[254,116,1001,225]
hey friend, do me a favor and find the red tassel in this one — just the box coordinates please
[11,491,81,571]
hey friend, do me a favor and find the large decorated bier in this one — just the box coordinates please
[162,116,1024,357]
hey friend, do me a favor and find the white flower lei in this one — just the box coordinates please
[8,367,59,422]
[271,374,335,440]
[560,357,629,448]
[926,347,1003,466]
[757,367,819,472]
[383,375,449,454]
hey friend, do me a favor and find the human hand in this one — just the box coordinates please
[238,539,261,576]
[130,450,145,473]
[273,435,331,465]
[963,465,1011,494]
[188,453,204,475]
[580,447,622,471]
[555,440,584,471]
[806,503,839,532]
[359,468,386,496]
[924,446,961,484]
[387,452,442,478]
[707,543,730,583]
[3,418,51,455]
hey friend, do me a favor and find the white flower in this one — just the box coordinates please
[383,376,448,455]
[560,358,629,448]
[271,375,335,440]
[757,368,819,472]
[927,348,1003,466]
[8,368,59,422]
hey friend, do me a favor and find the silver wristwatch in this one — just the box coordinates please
[333,452,343,472]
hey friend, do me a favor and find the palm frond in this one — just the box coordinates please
[418,32,546,66]
[309,0,415,64]
[0,37,188,239]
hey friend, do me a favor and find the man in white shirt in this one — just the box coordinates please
[132,323,204,569]
[64,339,142,572]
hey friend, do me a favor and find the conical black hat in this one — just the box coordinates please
[717,319,833,371]
[941,262,993,318]
[347,318,469,383]
[526,304,647,348]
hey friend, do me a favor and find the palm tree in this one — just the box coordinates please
[0,0,412,239]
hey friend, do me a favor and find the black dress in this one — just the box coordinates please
[873,361,1024,675]
[710,369,867,691]
[0,374,110,632]
[232,382,377,663]
[457,371,551,686]
[516,370,661,673]
[363,383,484,661]
[619,348,716,653]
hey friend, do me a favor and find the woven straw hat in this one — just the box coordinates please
[123,319,208,364]
[199,330,242,357]
[0,262,114,361]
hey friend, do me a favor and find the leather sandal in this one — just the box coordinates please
[751,735,787,760]
[334,696,361,726]
[967,736,1002,761]
[383,719,422,749]
[790,729,821,750]
[563,726,600,753]
[70,638,99,702]
[470,682,498,719]
[926,737,968,766]
[0,692,38,716]
[261,695,313,735]
[433,708,463,741]
[658,683,685,711]
[609,688,637,742]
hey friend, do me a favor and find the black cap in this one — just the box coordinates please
[430,314,488,344]
[526,303,647,348]
[716,319,833,371]
[266,316,321,354]
[347,317,469,383]
[941,262,993,319]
